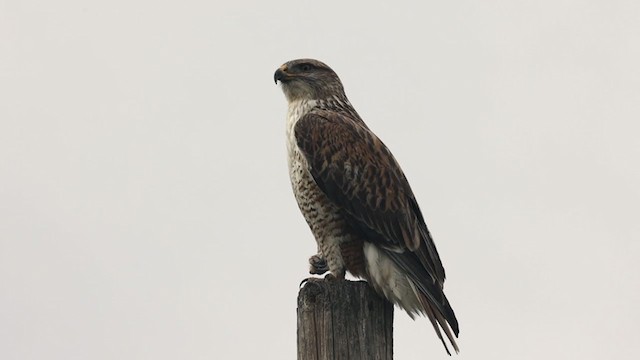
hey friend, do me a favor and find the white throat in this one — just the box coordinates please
[286,99,317,153]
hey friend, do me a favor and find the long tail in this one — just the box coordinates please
[417,290,459,355]
[363,243,459,354]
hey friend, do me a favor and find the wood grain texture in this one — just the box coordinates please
[297,279,393,360]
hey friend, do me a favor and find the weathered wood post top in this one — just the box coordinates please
[297,279,394,360]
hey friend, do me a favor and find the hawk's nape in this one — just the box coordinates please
[275,59,459,354]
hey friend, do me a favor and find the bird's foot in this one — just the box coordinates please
[299,276,323,288]
[299,273,344,288]
[324,270,345,282]
[308,254,329,275]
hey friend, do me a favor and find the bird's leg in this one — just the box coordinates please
[324,269,345,282]
[302,246,329,287]
[318,237,347,281]
[308,253,329,275]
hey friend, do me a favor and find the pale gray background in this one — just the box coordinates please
[1,1,639,359]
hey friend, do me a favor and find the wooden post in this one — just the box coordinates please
[297,279,393,360]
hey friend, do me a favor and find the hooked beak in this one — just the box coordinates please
[274,65,289,84]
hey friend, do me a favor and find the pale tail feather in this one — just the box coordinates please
[365,244,459,354]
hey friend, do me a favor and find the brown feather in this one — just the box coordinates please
[279,58,459,354]
[295,109,460,339]
[295,111,446,280]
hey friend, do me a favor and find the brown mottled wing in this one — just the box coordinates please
[295,110,460,342]
[294,110,447,286]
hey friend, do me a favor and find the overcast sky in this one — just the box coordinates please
[1,1,639,359]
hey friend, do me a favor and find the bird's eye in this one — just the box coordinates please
[299,64,312,71]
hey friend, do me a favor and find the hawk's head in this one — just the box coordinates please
[274,59,346,102]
